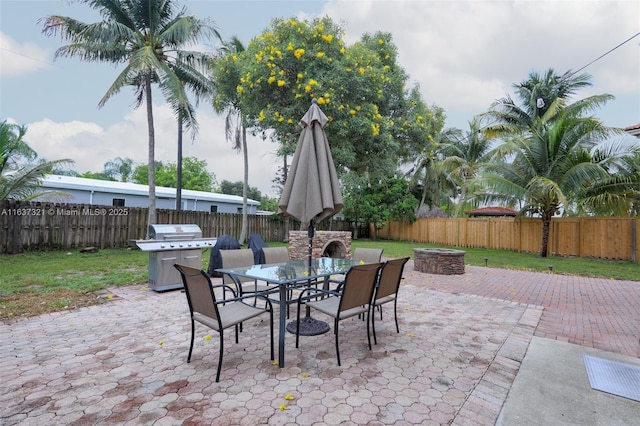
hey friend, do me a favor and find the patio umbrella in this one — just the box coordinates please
[279,98,344,335]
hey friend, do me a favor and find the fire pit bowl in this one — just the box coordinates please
[413,248,465,275]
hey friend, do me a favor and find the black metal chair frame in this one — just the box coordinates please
[175,264,274,382]
[294,262,383,366]
[371,257,410,345]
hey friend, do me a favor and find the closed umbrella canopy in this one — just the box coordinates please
[279,99,343,226]
[279,99,343,336]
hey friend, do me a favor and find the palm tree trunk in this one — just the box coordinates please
[238,125,249,244]
[176,116,183,211]
[145,75,156,233]
[540,214,552,257]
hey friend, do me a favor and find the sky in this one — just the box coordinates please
[1,0,639,198]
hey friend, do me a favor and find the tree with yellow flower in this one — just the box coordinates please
[214,16,443,181]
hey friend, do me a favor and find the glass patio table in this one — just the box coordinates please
[216,257,356,368]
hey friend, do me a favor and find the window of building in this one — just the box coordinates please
[210,205,218,213]
[112,198,125,207]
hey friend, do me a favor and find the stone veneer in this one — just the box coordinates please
[289,230,352,260]
[413,248,465,275]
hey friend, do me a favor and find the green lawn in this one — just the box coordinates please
[1,240,638,319]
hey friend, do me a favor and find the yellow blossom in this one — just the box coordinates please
[268,76,276,84]
[286,42,294,51]
[349,109,356,115]
[340,47,345,54]
[378,38,384,44]
[236,85,244,94]
[258,110,266,122]
[317,97,325,105]
[317,52,325,58]
[204,335,212,341]
[278,116,284,122]
[358,67,365,75]
[301,373,309,379]
[284,394,294,400]
[287,118,294,124]
[277,80,286,87]
[294,48,305,58]
[232,55,237,61]
[158,340,164,345]
[273,360,279,365]
[305,85,312,93]
[322,34,333,43]
[279,403,289,411]
[297,73,303,79]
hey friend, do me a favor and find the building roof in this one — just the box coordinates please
[42,175,260,206]
[467,206,518,217]
[624,123,640,137]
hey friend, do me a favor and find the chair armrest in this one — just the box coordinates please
[210,283,238,297]
[296,286,340,300]
[215,291,274,307]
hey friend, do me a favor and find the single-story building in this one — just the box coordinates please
[467,207,518,217]
[38,175,260,214]
[624,123,640,138]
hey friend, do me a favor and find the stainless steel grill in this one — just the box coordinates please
[135,224,217,291]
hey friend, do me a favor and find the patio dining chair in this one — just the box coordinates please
[221,249,275,297]
[371,257,410,344]
[295,262,384,366]
[174,264,274,382]
[329,247,383,289]
[262,247,290,264]
[352,247,384,264]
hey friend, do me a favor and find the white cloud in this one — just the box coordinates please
[321,0,640,128]
[22,107,282,198]
[0,31,52,76]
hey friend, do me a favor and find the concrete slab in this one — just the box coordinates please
[497,336,640,426]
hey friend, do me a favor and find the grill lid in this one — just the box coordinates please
[135,238,217,251]
[148,224,203,240]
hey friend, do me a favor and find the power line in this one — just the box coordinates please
[573,32,640,74]
[0,47,55,66]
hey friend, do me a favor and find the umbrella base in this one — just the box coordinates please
[286,316,330,336]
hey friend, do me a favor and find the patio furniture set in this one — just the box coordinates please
[174,246,409,382]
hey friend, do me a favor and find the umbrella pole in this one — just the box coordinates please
[286,220,330,336]
[305,222,313,318]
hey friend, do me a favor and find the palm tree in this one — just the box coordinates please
[438,119,494,216]
[1,120,72,200]
[104,157,136,182]
[479,69,630,256]
[214,36,250,244]
[405,137,453,214]
[41,0,218,229]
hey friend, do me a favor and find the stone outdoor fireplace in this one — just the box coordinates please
[288,230,352,260]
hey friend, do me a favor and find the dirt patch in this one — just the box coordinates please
[0,289,119,323]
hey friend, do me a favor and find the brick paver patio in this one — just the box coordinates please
[1,261,637,425]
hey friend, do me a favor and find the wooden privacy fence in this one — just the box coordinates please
[0,200,351,254]
[377,216,639,263]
